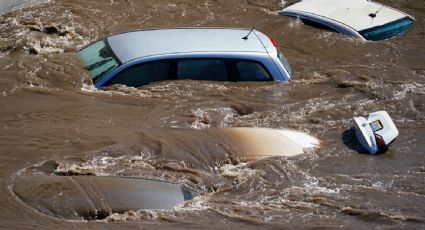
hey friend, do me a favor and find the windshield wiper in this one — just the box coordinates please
[93,64,118,82]
[85,57,113,71]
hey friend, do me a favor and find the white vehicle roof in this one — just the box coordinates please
[281,0,412,31]
[107,28,273,64]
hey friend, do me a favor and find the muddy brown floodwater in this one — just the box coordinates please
[0,0,424,229]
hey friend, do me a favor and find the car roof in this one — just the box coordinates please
[107,28,272,64]
[281,0,412,32]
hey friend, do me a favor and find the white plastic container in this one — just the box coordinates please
[353,111,398,154]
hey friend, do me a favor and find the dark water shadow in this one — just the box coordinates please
[342,128,372,155]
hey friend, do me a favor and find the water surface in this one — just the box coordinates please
[0,0,424,229]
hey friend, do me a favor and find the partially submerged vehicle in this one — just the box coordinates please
[354,111,398,154]
[13,128,319,220]
[78,28,292,88]
[145,127,320,161]
[280,0,415,41]
[13,176,197,220]
[193,127,320,159]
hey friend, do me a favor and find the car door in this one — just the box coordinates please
[175,59,229,81]
[104,60,170,87]
[174,58,272,82]
[234,60,272,81]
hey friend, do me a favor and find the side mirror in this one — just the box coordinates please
[353,111,399,154]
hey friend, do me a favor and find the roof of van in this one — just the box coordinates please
[281,0,412,31]
[107,28,272,64]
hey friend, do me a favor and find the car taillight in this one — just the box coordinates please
[374,133,386,152]
[267,35,277,47]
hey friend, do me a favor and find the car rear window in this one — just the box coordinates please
[104,61,170,87]
[177,59,228,81]
[359,17,414,41]
[236,61,271,81]
[78,39,120,83]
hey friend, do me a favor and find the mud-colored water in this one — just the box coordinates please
[0,0,424,229]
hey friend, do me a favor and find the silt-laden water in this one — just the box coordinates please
[0,0,424,229]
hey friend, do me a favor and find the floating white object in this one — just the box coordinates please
[353,111,398,154]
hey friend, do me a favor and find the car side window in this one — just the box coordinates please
[177,59,228,81]
[105,61,170,87]
[236,61,271,81]
[300,18,338,33]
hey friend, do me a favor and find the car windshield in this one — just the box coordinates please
[359,17,414,41]
[277,49,292,75]
[77,39,120,83]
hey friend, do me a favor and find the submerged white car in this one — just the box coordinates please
[280,0,415,41]
[78,28,292,88]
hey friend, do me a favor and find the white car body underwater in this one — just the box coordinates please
[212,128,320,159]
[13,176,198,220]
[280,0,415,41]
